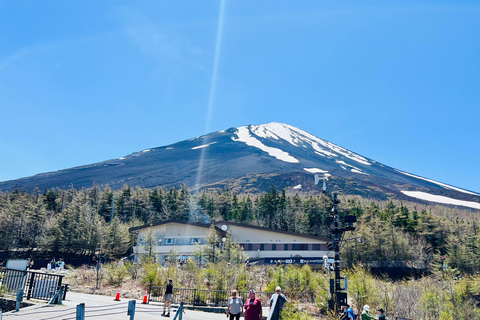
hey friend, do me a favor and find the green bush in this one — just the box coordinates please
[104,261,130,286]
[280,302,313,320]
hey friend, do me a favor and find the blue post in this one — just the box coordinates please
[16,289,24,312]
[173,302,184,320]
[57,286,64,305]
[127,300,136,320]
[76,303,85,320]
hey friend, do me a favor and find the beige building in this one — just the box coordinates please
[129,220,330,266]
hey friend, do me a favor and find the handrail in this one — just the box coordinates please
[0,267,66,301]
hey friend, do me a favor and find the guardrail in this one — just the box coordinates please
[150,287,313,307]
[0,268,66,301]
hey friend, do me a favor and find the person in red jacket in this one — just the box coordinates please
[244,289,262,320]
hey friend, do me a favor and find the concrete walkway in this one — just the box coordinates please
[1,291,235,320]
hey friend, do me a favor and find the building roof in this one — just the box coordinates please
[129,220,329,242]
[215,221,329,242]
[128,220,227,235]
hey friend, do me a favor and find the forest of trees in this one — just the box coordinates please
[1,184,479,275]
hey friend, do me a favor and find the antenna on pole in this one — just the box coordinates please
[314,175,327,192]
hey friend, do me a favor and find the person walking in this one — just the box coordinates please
[376,308,386,320]
[226,290,243,320]
[269,286,288,312]
[345,304,356,320]
[245,289,262,320]
[162,279,173,317]
[57,258,65,271]
[361,305,375,320]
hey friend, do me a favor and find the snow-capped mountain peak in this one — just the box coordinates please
[233,122,371,166]
[1,122,478,210]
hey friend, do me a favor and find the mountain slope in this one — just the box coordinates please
[1,123,479,209]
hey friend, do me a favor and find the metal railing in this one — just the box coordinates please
[0,268,65,301]
[149,287,313,307]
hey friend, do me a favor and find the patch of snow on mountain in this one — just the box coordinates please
[304,168,328,173]
[396,170,479,196]
[336,160,367,174]
[233,127,299,163]
[252,122,300,145]
[142,149,151,153]
[192,142,217,150]
[118,157,126,160]
[401,191,480,210]
[312,145,337,157]
[351,169,369,175]
[251,123,370,165]
[251,125,280,140]
[293,184,302,189]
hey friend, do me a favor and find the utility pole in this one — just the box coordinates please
[315,175,357,315]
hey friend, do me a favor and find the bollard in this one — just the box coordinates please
[16,289,24,312]
[76,303,85,320]
[57,286,64,305]
[173,302,184,320]
[127,300,136,320]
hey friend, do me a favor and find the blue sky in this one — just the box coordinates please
[0,0,479,193]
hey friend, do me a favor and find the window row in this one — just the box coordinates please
[138,237,201,246]
[240,243,327,251]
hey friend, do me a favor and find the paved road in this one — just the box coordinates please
[2,291,236,320]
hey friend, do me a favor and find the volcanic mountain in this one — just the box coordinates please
[1,123,479,210]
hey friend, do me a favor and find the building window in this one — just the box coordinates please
[284,244,289,250]
[272,244,276,251]
[260,244,264,251]
[190,238,199,244]
[312,244,321,250]
[292,244,309,250]
[164,238,174,245]
[248,244,253,251]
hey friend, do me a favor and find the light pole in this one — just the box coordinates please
[315,175,357,315]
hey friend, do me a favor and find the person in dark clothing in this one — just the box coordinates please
[377,308,386,320]
[162,279,173,317]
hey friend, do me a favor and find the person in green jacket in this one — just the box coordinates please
[376,308,386,320]
[361,305,376,320]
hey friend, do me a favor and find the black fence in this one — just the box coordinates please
[0,268,66,301]
[150,287,314,308]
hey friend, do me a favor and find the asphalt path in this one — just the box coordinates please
[2,291,235,320]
